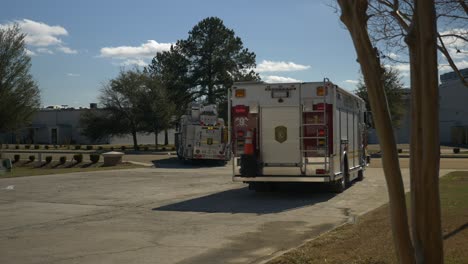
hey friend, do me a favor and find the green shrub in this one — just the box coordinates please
[14,154,20,163]
[120,146,126,151]
[73,153,83,163]
[98,146,103,150]
[59,156,66,164]
[453,148,460,154]
[25,145,30,149]
[144,146,149,151]
[110,147,115,151]
[171,146,176,151]
[397,148,403,153]
[0,143,2,149]
[5,144,9,149]
[162,147,166,151]
[75,145,81,150]
[15,145,20,149]
[86,145,93,150]
[90,154,100,163]
[44,145,49,150]
[29,155,35,162]
[34,145,40,149]
[45,156,52,163]
[54,145,58,149]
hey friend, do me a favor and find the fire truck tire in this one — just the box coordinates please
[332,176,346,193]
[357,169,364,181]
[344,157,351,188]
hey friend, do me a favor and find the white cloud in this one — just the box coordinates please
[25,49,36,56]
[256,60,311,73]
[66,73,80,77]
[100,40,172,59]
[439,60,468,72]
[343,80,359,84]
[386,53,400,60]
[119,59,148,67]
[16,19,68,46]
[262,75,301,83]
[36,48,54,54]
[57,46,77,54]
[0,19,77,55]
[440,28,468,60]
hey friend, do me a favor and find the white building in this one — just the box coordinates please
[0,105,175,145]
[439,68,468,145]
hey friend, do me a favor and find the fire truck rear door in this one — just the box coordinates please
[260,106,301,165]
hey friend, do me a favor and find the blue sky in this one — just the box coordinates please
[1,0,465,108]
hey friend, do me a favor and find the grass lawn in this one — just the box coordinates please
[1,161,144,178]
[268,171,468,264]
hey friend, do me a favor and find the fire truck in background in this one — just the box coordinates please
[228,79,369,192]
[175,103,230,163]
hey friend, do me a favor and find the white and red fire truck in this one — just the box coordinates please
[175,103,230,163]
[228,79,369,192]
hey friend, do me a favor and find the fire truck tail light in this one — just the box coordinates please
[316,169,327,174]
[234,105,248,114]
[318,129,325,136]
[316,86,327,96]
[235,89,246,98]
[237,130,245,137]
[314,103,325,111]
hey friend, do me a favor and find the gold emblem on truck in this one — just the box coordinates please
[275,126,287,143]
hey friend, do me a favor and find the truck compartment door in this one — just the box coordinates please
[260,106,301,165]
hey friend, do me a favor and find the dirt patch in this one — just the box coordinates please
[268,172,468,264]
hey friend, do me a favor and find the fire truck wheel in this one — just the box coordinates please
[332,176,346,193]
[357,169,364,181]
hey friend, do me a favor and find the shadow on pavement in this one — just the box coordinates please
[152,157,227,169]
[153,184,335,214]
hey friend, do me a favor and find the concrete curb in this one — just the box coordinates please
[126,161,154,167]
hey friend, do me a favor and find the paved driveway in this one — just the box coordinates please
[0,162,454,264]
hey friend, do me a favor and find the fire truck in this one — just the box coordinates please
[228,79,369,192]
[175,104,230,163]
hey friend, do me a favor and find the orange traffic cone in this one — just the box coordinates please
[244,129,254,155]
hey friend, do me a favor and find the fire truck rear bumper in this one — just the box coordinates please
[233,175,334,183]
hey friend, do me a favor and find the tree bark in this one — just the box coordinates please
[164,129,169,145]
[337,1,415,263]
[406,1,443,263]
[131,129,138,151]
[154,129,158,151]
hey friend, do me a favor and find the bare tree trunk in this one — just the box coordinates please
[406,1,443,263]
[164,129,169,145]
[337,1,415,263]
[154,129,158,151]
[131,130,138,151]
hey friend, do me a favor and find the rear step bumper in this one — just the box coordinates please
[233,175,339,183]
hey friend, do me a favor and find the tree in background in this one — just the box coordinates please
[362,0,467,86]
[338,0,442,263]
[355,66,405,128]
[149,17,260,121]
[0,24,40,132]
[180,17,259,105]
[139,76,175,150]
[147,45,192,118]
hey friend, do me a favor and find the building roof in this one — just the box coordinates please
[440,68,468,83]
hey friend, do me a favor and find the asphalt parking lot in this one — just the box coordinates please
[0,159,458,264]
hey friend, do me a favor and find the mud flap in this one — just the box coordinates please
[240,154,257,177]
